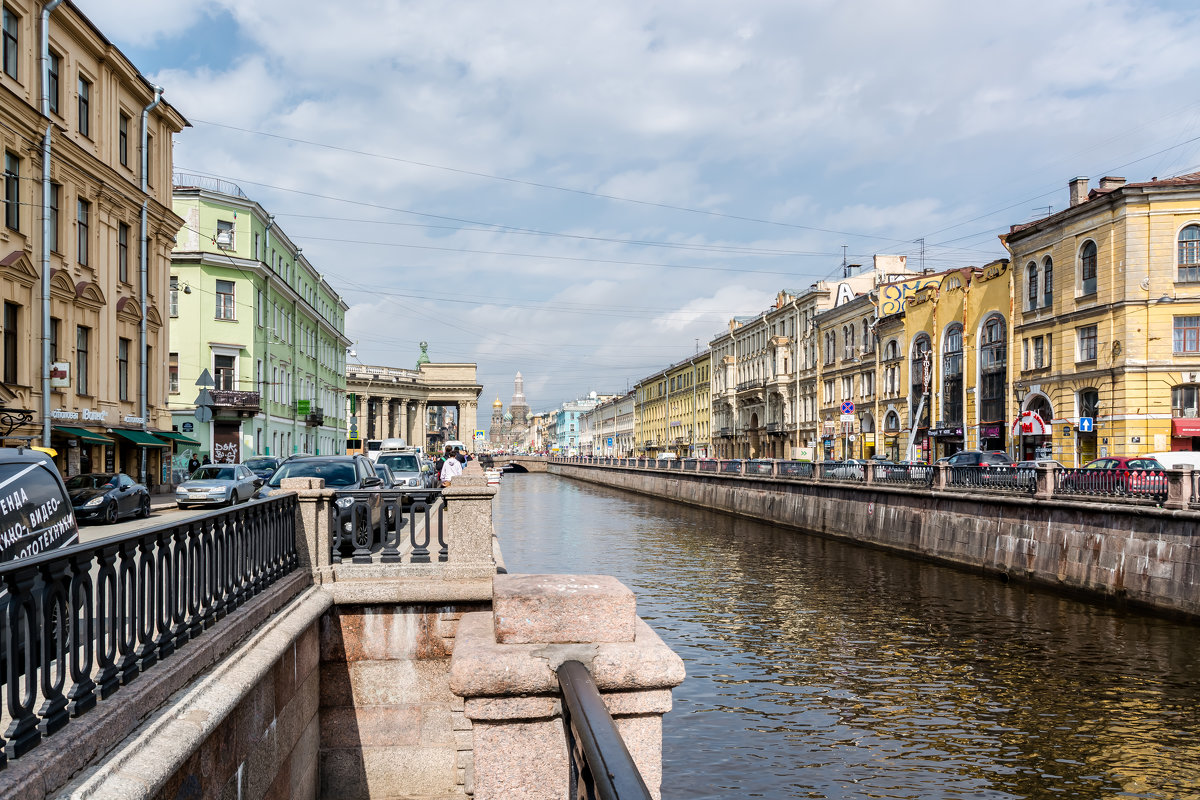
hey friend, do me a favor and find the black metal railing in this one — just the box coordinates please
[331,487,446,564]
[556,660,652,800]
[721,460,743,474]
[1053,467,1168,503]
[817,461,864,481]
[947,464,1037,494]
[745,459,775,476]
[777,461,814,478]
[874,463,934,487]
[0,495,298,765]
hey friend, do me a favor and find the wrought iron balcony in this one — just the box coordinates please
[210,390,261,413]
[736,379,764,391]
[306,407,325,427]
[766,422,781,433]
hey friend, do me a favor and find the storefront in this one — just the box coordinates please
[50,425,113,477]
[979,423,1006,454]
[1171,418,1200,451]
[109,429,171,490]
[1012,410,1051,460]
[930,426,964,459]
[157,430,203,486]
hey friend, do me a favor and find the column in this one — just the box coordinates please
[399,400,409,444]
[460,400,478,452]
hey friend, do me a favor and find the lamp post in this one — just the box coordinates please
[1012,383,1027,460]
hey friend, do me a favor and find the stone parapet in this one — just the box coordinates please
[449,574,685,800]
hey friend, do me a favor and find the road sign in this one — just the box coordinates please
[195,369,215,389]
[194,406,213,423]
[840,400,855,414]
[839,413,855,423]
[1079,417,1094,433]
[474,429,486,441]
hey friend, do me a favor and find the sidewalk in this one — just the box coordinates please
[149,489,177,511]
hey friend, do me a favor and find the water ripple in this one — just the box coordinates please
[495,475,1200,799]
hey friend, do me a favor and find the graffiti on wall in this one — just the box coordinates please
[877,277,944,316]
[213,441,239,464]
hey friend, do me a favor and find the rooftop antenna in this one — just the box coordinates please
[841,245,849,278]
[914,237,925,272]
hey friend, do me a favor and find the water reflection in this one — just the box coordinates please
[494,474,1200,799]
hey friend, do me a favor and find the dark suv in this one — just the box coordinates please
[254,455,382,552]
[0,448,78,562]
[946,450,1013,467]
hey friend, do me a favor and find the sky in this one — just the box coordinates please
[80,0,1200,415]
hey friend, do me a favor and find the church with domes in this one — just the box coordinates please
[489,372,533,451]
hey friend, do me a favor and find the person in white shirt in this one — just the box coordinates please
[440,446,464,485]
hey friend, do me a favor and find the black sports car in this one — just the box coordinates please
[66,472,151,524]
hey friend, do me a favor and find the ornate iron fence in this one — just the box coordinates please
[817,461,865,481]
[947,465,1037,494]
[1053,467,1167,503]
[331,487,445,564]
[874,463,934,487]
[777,461,815,479]
[0,494,298,765]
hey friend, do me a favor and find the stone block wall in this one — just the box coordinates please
[318,603,488,799]
[150,621,322,800]
[552,463,1200,621]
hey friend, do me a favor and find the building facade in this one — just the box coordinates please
[814,292,878,460]
[633,353,711,458]
[588,391,634,456]
[0,0,188,484]
[1003,173,1200,464]
[170,179,351,467]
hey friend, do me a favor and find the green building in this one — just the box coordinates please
[169,174,351,470]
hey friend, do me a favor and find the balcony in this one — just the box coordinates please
[736,379,764,392]
[306,407,325,427]
[766,422,781,433]
[210,390,261,414]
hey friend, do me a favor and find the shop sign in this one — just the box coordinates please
[49,362,70,388]
[50,409,79,420]
[123,415,144,425]
[931,426,963,437]
[1130,436,1141,444]
[980,424,1001,438]
[1011,410,1049,436]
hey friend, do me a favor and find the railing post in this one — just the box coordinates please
[1166,466,1192,510]
[283,477,336,580]
[450,574,685,800]
[1035,464,1055,500]
[864,462,876,485]
[934,463,950,491]
[441,461,498,566]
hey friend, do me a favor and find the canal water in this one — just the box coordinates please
[493,473,1200,799]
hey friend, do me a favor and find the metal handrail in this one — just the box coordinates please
[331,487,445,564]
[556,660,652,800]
[0,495,298,765]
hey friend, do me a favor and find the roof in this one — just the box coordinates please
[1009,172,1200,236]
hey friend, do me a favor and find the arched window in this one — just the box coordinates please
[1026,261,1039,310]
[861,413,875,433]
[1180,225,1200,282]
[885,339,899,360]
[980,315,1006,422]
[862,319,873,353]
[910,334,932,428]
[884,410,900,432]
[1080,241,1098,295]
[942,324,964,425]
[1042,256,1053,306]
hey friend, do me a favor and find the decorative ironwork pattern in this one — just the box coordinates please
[0,494,298,765]
[948,465,1037,494]
[331,487,446,564]
[1054,467,1167,503]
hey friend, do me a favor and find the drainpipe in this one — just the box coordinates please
[263,215,273,455]
[39,0,63,448]
[139,84,162,486]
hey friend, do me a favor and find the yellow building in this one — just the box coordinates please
[884,260,1013,462]
[634,352,711,457]
[1002,174,1200,464]
[0,0,187,484]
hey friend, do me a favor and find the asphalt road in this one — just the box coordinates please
[76,500,264,544]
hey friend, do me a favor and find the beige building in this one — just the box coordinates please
[0,0,188,485]
[634,352,711,457]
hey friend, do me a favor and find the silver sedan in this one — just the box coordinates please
[176,464,262,508]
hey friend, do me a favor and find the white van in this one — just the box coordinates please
[1147,451,1200,470]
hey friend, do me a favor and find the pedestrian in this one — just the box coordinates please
[440,445,463,486]
[202,455,211,465]
[187,454,201,475]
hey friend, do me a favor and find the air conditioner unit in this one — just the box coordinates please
[215,231,233,249]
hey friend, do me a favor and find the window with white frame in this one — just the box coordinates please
[1180,225,1200,283]
[215,280,235,320]
[1080,241,1098,295]
[1174,316,1200,354]
[1078,324,1098,361]
[216,219,234,249]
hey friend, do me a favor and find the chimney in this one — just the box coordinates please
[1098,176,1126,191]
[1069,176,1089,207]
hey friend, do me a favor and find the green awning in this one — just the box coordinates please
[109,428,169,448]
[52,426,113,445]
[155,430,201,447]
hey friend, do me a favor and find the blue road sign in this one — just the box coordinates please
[1079,417,1094,433]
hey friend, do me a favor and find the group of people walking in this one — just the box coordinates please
[436,446,467,486]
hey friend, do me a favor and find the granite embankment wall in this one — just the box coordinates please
[549,463,1200,621]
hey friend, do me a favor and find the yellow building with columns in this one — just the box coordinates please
[1002,173,1200,464]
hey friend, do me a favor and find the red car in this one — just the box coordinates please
[1063,457,1167,497]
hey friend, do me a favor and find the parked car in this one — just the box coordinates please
[255,455,383,552]
[242,456,282,481]
[67,472,151,524]
[0,447,78,561]
[946,450,1013,467]
[1061,457,1167,497]
[376,450,435,491]
[175,464,262,508]
[827,459,867,479]
[1014,459,1065,489]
